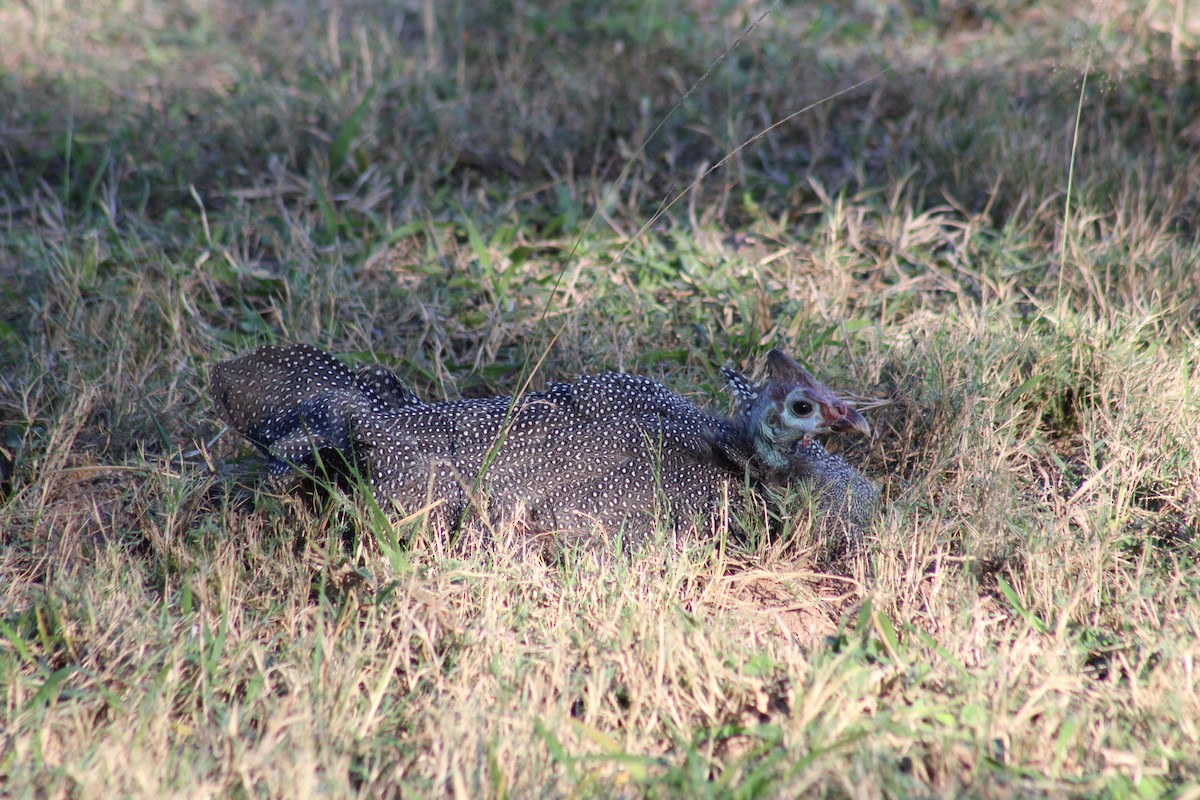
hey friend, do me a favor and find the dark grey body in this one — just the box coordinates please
[211,344,877,544]
[776,440,880,546]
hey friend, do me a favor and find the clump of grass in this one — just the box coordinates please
[2,0,1199,796]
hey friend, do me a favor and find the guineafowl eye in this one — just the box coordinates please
[789,399,814,417]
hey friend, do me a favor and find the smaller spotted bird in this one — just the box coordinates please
[211,344,876,544]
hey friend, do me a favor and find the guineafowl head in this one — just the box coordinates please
[722,349,869,474]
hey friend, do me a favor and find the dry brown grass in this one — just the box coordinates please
[2,0,1199,796]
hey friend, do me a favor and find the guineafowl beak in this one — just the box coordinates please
[820,402,871,437]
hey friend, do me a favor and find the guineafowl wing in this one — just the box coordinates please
[353,365,428,411]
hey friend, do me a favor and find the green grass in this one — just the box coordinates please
[2,0,1199,796]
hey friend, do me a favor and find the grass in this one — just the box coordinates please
[2,0,1199,796]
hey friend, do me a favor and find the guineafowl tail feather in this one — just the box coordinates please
[211,344,381,476]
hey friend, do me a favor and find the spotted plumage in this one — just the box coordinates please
[775,439,880,547]
[211,344,876,544]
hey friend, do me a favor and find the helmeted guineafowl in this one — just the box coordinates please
[211,344,875,543]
